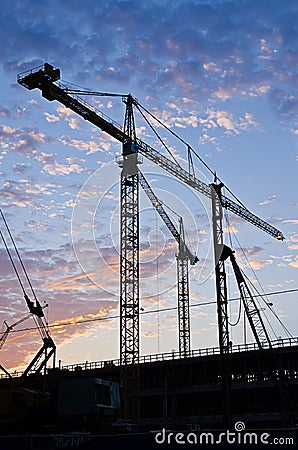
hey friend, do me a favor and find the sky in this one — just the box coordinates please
[0,0,297,372]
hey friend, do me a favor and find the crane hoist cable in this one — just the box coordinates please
[244,271,295,340]
[0,231,44,345]
[135,99,255,215]
[0,229,26,296]
[224,209,243,328]
[0,210,50,338]
[134,102,182,169]
[224,213,276,340]
[58,79,127,98]
[0,210,56,378]
[154,210,161,354]
[135,100,217,179]
[228,291,242,327]
[0,209,38,303]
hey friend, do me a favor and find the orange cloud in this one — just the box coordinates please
[249,259,273,270]
[1,304,118,372]
[45,272,98,290]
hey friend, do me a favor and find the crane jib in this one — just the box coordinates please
[136,139,284,241]
[17,63,285,241]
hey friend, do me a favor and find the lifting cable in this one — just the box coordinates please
[224,212,277,339]
[135,101,253,212]
[135,102,182,168]
[0,228,43,340]
[244,272,296,340]
[59,79,126,98]
[0,210,48,340]
[0,209,38,303]
[228,296,242,327]
[224,210,242,327]
[53,80,270,218]
[6,287,298,335]
[0,229,26,296]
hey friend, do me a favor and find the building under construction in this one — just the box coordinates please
[0,337,297,436]
[0,64,297,446]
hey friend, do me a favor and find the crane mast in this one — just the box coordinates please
[210,183,231,426]
[118,95,141,420]
[177,218,192,357]
[211,183,230,356]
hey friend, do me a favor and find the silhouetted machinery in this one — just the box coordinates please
[16,63,292,426]
[0,209,56,430]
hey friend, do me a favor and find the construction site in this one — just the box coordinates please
[0,63,297,448]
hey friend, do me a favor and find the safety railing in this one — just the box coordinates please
[59,336,298,373]
[1,336,297,378]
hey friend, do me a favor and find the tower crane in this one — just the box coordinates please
[17,63,285,422]
[138,171,199,357]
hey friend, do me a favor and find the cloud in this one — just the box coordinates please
[42,161,86,176]
[286,233,298,251]
[35,151,56,163]
[290,259,298,269]
[0,177,63,210]
[0,180,35,207]
[224,226,238,234]
[1,0,296,125]
[197,109,258,141]
[249,259,273,270]
[282,219,298,224]
[45,272,99,291]
[60,136,113,155]
[12,163,30,174]
[259,195,277,206]
[44,112,59,123]
[0,125,49,155]
[0,106,10,118]
[0,0,297,366]
[2,301,118,371]
[203,62,221,73]
[0,237,121,369]
[233,246,274,270]
[69,118,82,130]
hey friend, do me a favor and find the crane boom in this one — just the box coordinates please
[17,63,285,241]
[220,244,271,349]
[138,171,198,265]
[138,171,180,242]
